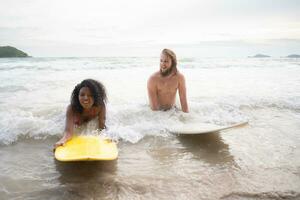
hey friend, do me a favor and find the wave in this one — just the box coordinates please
[191,96,300,113]
[225,96,300,112]
[0,65,39,71]
[0,57,158,72]
[0,94,299,146]
[0,102,247,145]
[221,190,300,200]
[1,57,299,72]
[0,109,64,145]
[0,85,29,93]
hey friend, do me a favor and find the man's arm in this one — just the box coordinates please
[178,74,189,113]
[147,77,159,111]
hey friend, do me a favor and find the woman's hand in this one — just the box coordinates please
[54,138,66,148]
[53,134,71,152]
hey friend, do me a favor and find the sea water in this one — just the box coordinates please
[0,57,299,199]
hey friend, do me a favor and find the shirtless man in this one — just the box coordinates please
[147,49,189,113]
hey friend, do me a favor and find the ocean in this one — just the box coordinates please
[0,57,299,199]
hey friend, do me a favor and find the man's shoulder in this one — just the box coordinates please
[148,71,160,81]
[175,71,185,80]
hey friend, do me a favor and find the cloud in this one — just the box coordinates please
[0,0,299,56]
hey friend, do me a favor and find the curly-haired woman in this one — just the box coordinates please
[54,79,107,149]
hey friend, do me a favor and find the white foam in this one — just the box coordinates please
[0,57,299,145]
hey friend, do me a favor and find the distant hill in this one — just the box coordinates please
[0,46,29,58]
[286,54,300,58]
[249,54,271,58]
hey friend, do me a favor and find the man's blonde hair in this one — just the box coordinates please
[162,49,177,73]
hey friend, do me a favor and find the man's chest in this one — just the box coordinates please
[157,78,178,92]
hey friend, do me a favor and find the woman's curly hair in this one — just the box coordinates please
[70,79,107,113]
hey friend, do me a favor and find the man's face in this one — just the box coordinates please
[160,53,173,76]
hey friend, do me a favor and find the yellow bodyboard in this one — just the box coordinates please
[55,135,118,161]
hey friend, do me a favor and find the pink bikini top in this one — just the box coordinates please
[73,108,99,126]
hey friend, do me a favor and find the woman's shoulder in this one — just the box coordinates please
[66,105,81,119]
[66,104,74,115]
[94,105,105,113]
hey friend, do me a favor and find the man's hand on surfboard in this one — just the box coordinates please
[178,112,191,122]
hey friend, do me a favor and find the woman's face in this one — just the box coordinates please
[79,87,94,109]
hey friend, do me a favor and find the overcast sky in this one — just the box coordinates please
[1,0,300,57]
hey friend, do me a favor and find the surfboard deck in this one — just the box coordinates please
[54,135,118,162]
[168,121,248,135]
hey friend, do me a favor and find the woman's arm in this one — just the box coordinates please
[98,105,106,130]
[54,105,74,148]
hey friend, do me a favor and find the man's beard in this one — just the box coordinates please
[160,66,173,77]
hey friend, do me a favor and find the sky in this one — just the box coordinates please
[0,0,300,57]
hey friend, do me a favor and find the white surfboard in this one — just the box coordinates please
[168,121,248,135]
